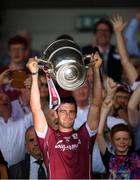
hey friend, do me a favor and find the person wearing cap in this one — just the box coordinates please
[111,82,132,124]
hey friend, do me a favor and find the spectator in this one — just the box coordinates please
[72,80,90,130]
[99,124,140,179]
[17,126,47,179]
[97,79,140,179]
[0,69,31,120]
[0,35,28,69]
[111,15,140,151]
[110,82,131,124]
[17,30,42,61]
[111,15,139,87]
[0,91,32,178]
[0,35,30,101]
[82,18,122,82]
[26,51,102,179]
[0,31,41,67]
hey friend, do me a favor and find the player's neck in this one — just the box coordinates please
[59,126,73,133]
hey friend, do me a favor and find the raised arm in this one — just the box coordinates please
[97,78,117,155]
[87,52,102,130]
[98,78,117,134]
[128,84,140,127]
[26,58,47,133]
[111,15,138,85]
[125,9,140,57]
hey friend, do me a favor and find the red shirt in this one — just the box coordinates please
[37,124,96,179]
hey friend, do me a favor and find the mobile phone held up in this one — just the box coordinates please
[11,70,27,89]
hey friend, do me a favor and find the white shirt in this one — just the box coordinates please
[0,112,33,166]
[12,99,30,120]
[106,116,127,130]
[74,105,89,130]
[92,141,105,173]
[29,156,47,179]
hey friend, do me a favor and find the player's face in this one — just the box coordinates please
[57,103,76,132]
[112,131,132,155]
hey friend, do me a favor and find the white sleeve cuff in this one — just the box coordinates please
[86,123,98,137]
[131,81,140,91]
[35,124,48,138]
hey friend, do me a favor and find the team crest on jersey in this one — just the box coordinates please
[72,133,78,139]
[64,136,71,142]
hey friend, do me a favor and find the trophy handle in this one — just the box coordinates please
[35,57,55,75]
[83,47,101,67]
[83,54,92,67]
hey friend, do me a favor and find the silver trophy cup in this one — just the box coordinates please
[37,39,90,91]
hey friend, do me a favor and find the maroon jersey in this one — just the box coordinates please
[37,123,96,179]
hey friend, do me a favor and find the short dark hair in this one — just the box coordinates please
[117,82,132,94]
[110,124,132,140]
[60,96,77,112]
[93,19,114,34]
[8,35,28,49]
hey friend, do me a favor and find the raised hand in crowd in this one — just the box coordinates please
[98,77,117,135]
[111,15,138,85]
[111,14,127,33]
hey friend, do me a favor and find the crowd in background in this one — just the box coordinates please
[0,8,140,179]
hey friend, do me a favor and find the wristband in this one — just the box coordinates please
[31,72,38,76]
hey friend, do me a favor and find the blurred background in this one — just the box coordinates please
[0,0,139,57]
